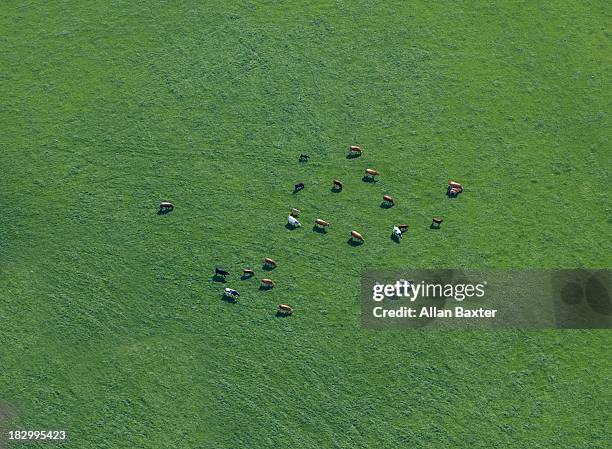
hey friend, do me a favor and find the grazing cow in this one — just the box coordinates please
[314,218,330,228]
[215,266,230,277]
[159,201,174,211]
[364,169,380,180]
[382,194,395,206]
[288,215,301,227]
[332,179,344,191]
[223,287,240,298]
[448,181,464,192]
[392,226,403,239]
[431,217,443,228]
[351,230,364,242]
[291,208,301,217]
[264,258,277,268]
[398,224,409,233]
[447,181,464,197]
[278,304,294,314]
[261,278,275,288]
[243,268,255,277]
[349,145,362,156]
[294,182,305,192]
[299,154,309,162]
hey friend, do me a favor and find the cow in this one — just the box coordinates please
[382,194,395,206]
[291,208,301,217]
[448,187,461,197]
[215,266,230,277]
[348,145,362,156]
[294,182,305,192]
[448,181,464,192]
[242,268,255,277]
[332,179,344,191]
[392,226,403,239]
[431,217,443,228]
[277,304,294,315]
[288,215,301,228]
[364,169,380,181]
[261,278,275,288]
[264,258,277,268]
[398,224,409,233]
[299,154,309,162]
[159,201,174,212]
[223,287,240,298]
[314,218,330,228]
[447,181,464,197]
[351,230,364,242]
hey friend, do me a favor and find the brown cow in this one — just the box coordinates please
[314,218,330,228]
[351,230,364,242]
[447,181,464,197]
[382,194,394,206]
[349,145,362,156]
[431,217,443,228]
[264,258,277,268]
[261,278,275,288]
[243,268,255,277]
[398,224,409,233]
[448,181,463,192]
[278,304,293,314]
[332,179,343,191]
[364,168,380,179]
[291,208,301,217]
[159,201,174,211]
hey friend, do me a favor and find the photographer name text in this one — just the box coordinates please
[372,306,498,318]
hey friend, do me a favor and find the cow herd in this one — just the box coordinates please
[158,145,465,318]
[214,259,290,315]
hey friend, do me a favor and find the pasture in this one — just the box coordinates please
[1,1,610,448]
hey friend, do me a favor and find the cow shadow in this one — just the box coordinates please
[312,226,327,234]
[212,275,227,283]
[262,264,275,271]
[561,282,583,305]
[346,153,361,159]
[362,176,376,183]
[429,224,441,230]
[292,186,304,194]
[241,274,254,281]
[390,234,401,243]
[330,187,342,193]
[221,294,237,303]
[275,311,292,318]
[347,238,364,247]
[585,274,612,315]
[285,223,299,231]
[157,209,172,215]
[380,202,393,209]
[259,285,273,291]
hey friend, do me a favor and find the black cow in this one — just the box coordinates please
[294,182,305,192]
[215,266,230,277]
[299,154,309,162]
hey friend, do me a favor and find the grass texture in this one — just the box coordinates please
[0,1,610,448]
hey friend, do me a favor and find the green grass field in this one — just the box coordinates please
[1,1,610,448]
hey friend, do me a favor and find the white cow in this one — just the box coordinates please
[224,288,240,298]
[288,215,301,227]
[392,226,403,239]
